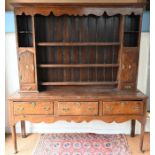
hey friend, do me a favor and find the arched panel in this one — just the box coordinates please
[19,50,35,84]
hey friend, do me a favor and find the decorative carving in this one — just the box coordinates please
[18,48,34,55]
[15,7,143,16]
[43,106,50,111]
[13,115,144,124]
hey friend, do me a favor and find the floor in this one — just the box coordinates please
[5,133,150,155]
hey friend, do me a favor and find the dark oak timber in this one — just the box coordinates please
[37,42,120,46]
[21,121,26,138]
[38,64,119,68]
[131,119,136,137]
[8,0,147,154]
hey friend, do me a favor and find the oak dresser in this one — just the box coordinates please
[8,0,148,153]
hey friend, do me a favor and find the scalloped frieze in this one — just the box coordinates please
[15,7,143,16]
[13,115,144,125]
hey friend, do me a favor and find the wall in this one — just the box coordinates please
[5,12,150,134]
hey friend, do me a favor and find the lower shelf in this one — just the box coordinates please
[39,81,118,86]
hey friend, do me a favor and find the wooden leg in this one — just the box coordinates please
[21,121,26,138]
[140,122,145,153]
[11,125,17,154]
[131,120,136,137]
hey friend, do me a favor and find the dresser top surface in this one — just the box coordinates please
[11,0,145,7]
[9,87,147,101]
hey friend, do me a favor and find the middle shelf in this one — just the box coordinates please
[37,42,120,47]
[38,64,119,68]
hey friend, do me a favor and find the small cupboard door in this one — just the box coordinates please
[18,48,37,91]
[121,48,139,82]
[19,48,35,83]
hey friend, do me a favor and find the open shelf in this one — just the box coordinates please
[38,67,118,83]
[37,42,120,46]
[37,46,119,64]
[40,81,118,86]
[124,33,139,47]
[38,64,119,68]
[124,14,140,47]
[17,15,33,47]
[33,14,122,90]
[15,6,142,92]
[124,31,139,33]
[124,14,140,32]
[35,14,120,43]
[18,31,32,34]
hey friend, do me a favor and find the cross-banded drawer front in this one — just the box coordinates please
[55,101,98,116]
[14,102,53,115]
[103,101,143,115]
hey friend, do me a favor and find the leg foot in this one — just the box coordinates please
[131,120,136,137]
[21,121,26,138]
[140,121,145,153]
[140,150,145,153]
[11,125,18,154]
[14,150,18,154]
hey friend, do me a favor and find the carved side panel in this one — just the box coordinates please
[120,48,139,90]
[121,51,138,82]
[18,48,37,91]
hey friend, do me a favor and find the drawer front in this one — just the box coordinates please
[103,101,143,115]
[14,102,53,115]
[20,84,37,91]
[55,101,98,116]
[120,82,136,90]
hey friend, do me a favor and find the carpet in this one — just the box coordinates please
[33,133,131,155]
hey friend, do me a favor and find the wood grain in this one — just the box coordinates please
[14,102,53,115]
[54,101,99,116]
[9,2,147,154]
[102,101,144,115]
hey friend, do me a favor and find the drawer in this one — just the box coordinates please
[120,82,136,90]
[14,102,53,115]
[103,101,143,115]
[54,101,98,116]
[20,84,37,91]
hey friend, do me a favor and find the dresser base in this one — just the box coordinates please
[8,89,147,153]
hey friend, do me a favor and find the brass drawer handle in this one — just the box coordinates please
[88,107,95,111]
[128,65,132,69]
[31,102,36,107]
[133,106,141,111]
[44,106,50,111]
[62,108,70,112]
[124,85,131,89]
[17,107,24,111]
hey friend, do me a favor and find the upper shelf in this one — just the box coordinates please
[37,42,120,47]
[18,31,32,34]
